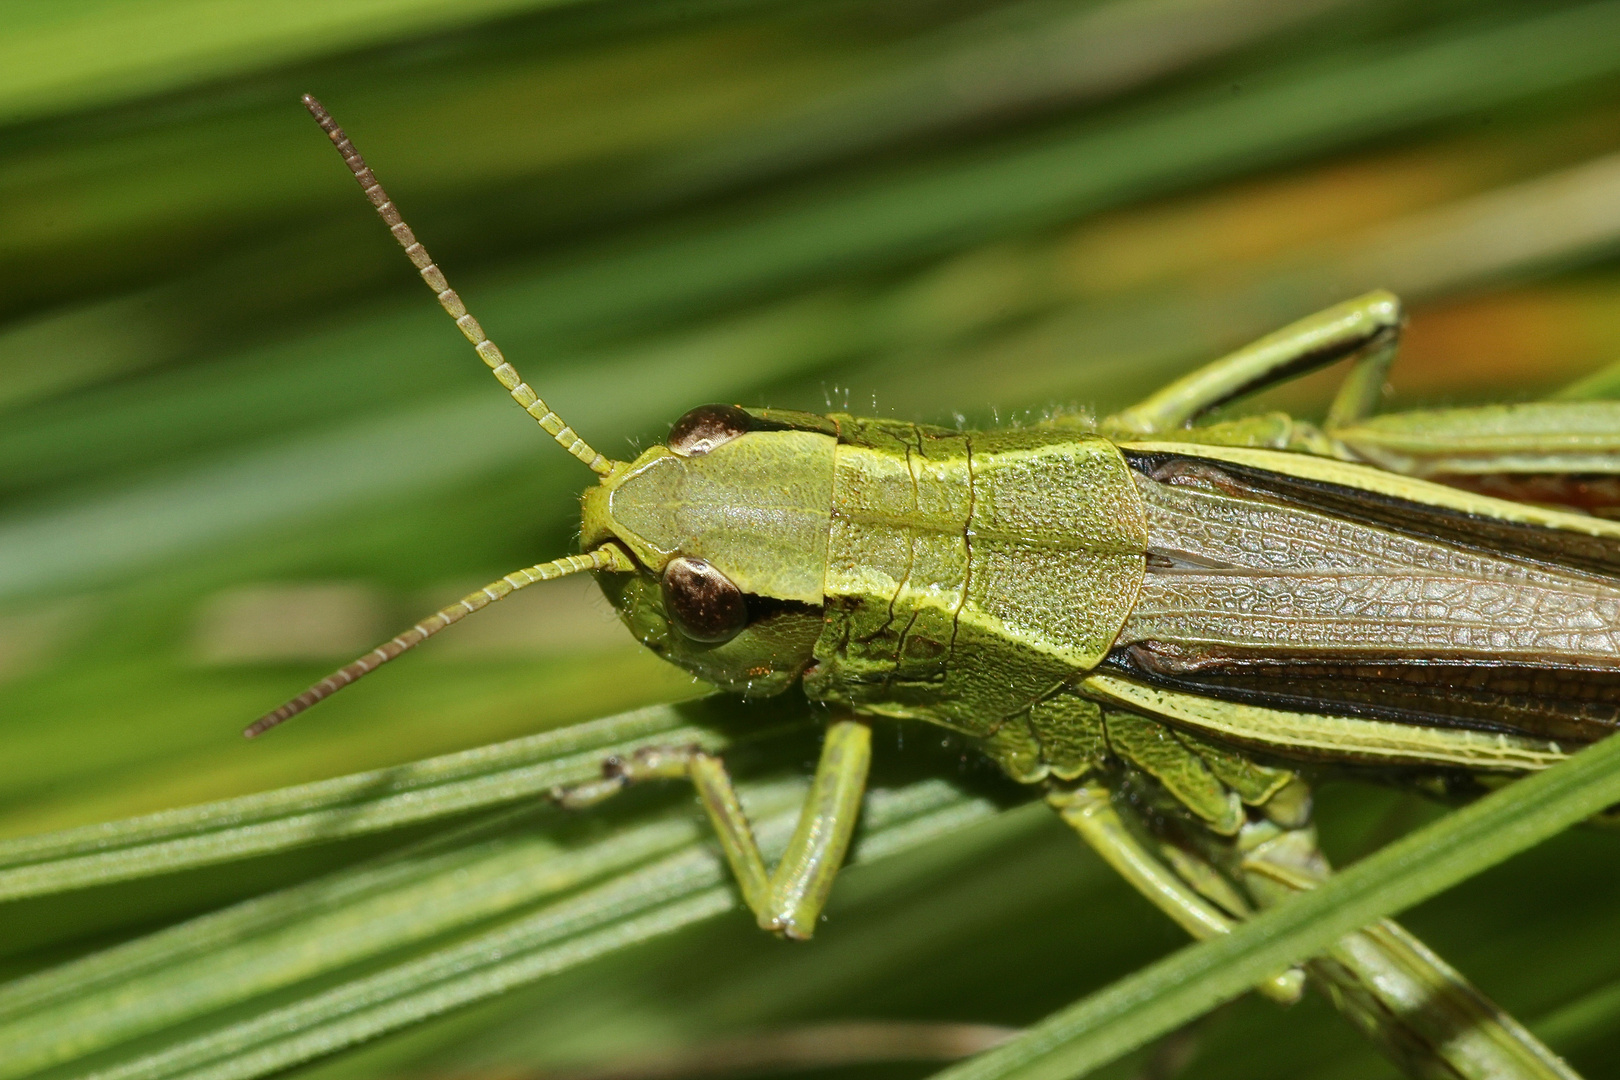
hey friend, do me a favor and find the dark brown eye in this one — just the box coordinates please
[662,557,748,643]
[667,403,751,456]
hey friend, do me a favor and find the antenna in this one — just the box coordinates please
[244,546,632,738]
[302,94,614,475]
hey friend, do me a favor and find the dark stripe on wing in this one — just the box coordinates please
[1434,473,1620,520]
[1100,646,1620,746]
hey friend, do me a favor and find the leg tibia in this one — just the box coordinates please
[1048,783,1304,1004]
[551,721,872,941]
[688,754,772,916]
[766,719,872,939]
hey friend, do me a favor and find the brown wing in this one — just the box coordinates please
[1122,449,1620,577]
[1113,450,1620,747]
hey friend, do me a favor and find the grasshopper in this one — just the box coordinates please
[253,98,1619,1079]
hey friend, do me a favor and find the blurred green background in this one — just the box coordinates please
[6,1,1620,1077]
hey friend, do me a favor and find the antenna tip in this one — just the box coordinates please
[301,95,344,147]
[302,95,335,130]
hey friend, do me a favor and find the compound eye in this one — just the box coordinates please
[667,403,751,456]
[662,557,748,643]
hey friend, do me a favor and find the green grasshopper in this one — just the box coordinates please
[253,98,1620,1079]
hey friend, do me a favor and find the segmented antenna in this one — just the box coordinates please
[244,546,631,738]
[302,94,613,475]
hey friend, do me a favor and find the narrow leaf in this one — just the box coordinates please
[931,727,1620,1080]
[0,698,811,900]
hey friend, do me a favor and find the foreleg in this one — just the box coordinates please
[556,719,871,940]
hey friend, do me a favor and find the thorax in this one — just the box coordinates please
[803,417,1147,734]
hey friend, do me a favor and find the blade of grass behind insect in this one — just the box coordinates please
[926,724,1620,1080]
[0,0,1221,412]
[864,145,1620,420]
[3,776,1007,1080]
[0,780,806,1078]
[9,2,1608,434]
[0,0,1353,240]
[1547,355,1620,400]
[10,0,1615,470]
[459,2,1620,356]
[645,0,1362,199]
[0,697,812,900]
[1531,977,1620,1056]
[0,0,697,127]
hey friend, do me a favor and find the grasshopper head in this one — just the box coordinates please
[247,103,843,738]
[583,405,836,696]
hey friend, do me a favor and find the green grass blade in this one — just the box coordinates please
[1533,974,1620,1054]
[653,0,1359,195]
[929,728,1620,1080]
[0,774,1000,1080]
[475,3,1620,347]
[0,698,809,900]
[0,0,630,126]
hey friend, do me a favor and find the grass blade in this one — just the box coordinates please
[930,725,1620,1080]
[0,0,630,126]
[0,698,809,900]
[1,774,1001,1080]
